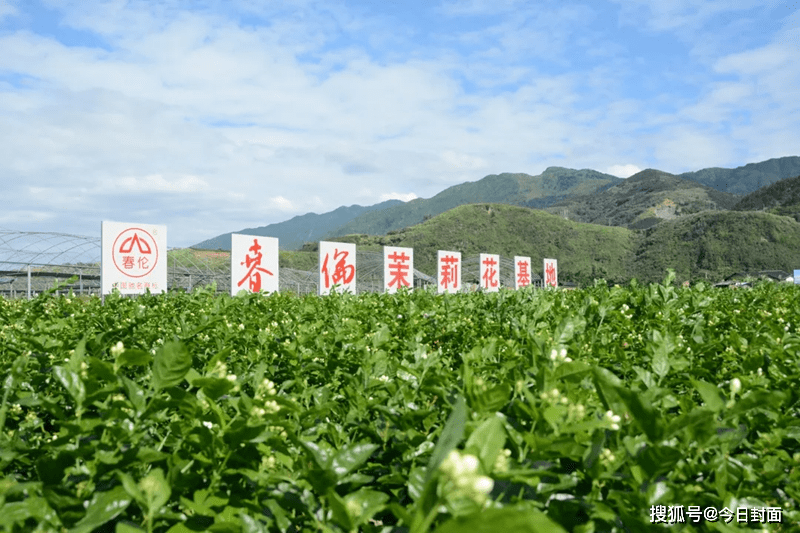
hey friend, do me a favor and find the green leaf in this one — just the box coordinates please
[433,507,568,533]
[264,499,291,532]
[193,377,235,401]
[691,379,725,412]
[638,445,683,478]
[118,471,144,507]
[69,486,131,533]
[555,315,586,345]
[120,376,147,414]
[326,488,354,531]
[331,442,379,478]
[116,349,152,368]
[240,513,269,533]
[136,447,170,463]
[728,391,786,415]
[465,416,506,473]
[651,348,670,379]
[649,330,674,380]
[372,324,391,348]
[152,341,192,391]
[344,489,389,528]
[299,440,331,471]
[53,366,86,407]
[116,523,145,533]
[425,395,467,481]
[139,468,171,513]
[591,367,625,414]
[553,361,592,382]
[614,385,662,442]
[407,467,426,501]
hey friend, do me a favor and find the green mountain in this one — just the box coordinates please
[292,203,800,286]
[191,156,800,253]
[679,156,800,195]
[323,168,622,239]
[191,200,402,251]
[633,210,800,282]
[733,174,800,221]
[312,203,634,285]
[543,169,742,230]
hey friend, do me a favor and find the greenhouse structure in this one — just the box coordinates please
[0,228,542,299]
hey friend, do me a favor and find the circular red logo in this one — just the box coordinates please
[112,228,159,278]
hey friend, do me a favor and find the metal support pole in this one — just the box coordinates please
[27,265,31,300]
[80,271,84,295]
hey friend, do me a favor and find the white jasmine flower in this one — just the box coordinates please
[471,475,494,495]
[604,410,622,431]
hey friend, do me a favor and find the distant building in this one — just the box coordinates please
[724,270,791,282]
[715,270,792,287]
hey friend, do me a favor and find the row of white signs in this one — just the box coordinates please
[100,221,558,296]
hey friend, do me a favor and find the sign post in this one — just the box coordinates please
[514,256,532,289]
[102,221,167,296]
[384,246,413,293]
[480,253,500,292]
[543,258,558,288]
[231,234,279,295]
[319,241,356,295]
[437,250,461,294]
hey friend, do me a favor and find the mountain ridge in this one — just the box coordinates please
[190,156,800,251]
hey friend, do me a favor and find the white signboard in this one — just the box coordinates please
[101,221,167,295]
[437,250,461,294]
[544,258,558,288]
[794,269,800,285]
[384,246,413,293]
[480,253,500,292]
[231,234,279,295]
[514,256,532,289]
[319,241,356,295]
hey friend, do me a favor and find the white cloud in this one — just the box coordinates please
[0,0,17,20]
[610,0,764,33]
[606,164,641,178]
[437,0,527,17]
[0,210,57,225]
[269,196,295,211]
[440,150,488,171]
[379,192,418,202]
[113,174,209,193]
[0,1,796,247]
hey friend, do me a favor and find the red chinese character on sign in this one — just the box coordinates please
[387,251,411,289]
[517,260,530,287]
[119,232,152,254]
[112,228,159,279]
[237,238,274,292]
[546,262,556,287]
[440,255,459,289]
[321,248,355,289]
[481,256,499,288]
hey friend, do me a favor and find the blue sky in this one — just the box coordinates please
[0,0,798,248]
